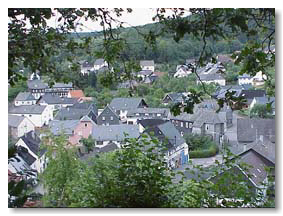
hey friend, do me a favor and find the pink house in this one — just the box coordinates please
[69,116,95,146]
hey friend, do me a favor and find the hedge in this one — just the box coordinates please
[189,143,219,158]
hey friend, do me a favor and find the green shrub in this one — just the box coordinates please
[189,143,219,158]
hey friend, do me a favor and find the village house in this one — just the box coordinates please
[174,65,192,78]
[238,90,266,108]
[140,60,155,72]
[237,118,275,149]
[137,118,168,133]
[162,93,186,106]
[69,116,96,146]
[8,114,35,139]
[45,82,74,97]
[67,90,85,99]
[94,58,108,71]
[37,94,78,112]
[142,121,189,169]
[80,60,95,75]
[238,71,267,86]
[9,105,53,127]
[192,110,225,144]
[27,79,48,100]
[126,108,170,125]
[197,73,226,86]
[15,131,47,173]
[137,70,153,82]
[55,102,98,123]
[14,92,37,106]
[49,119,79,137]
[169,113,196,136]
[109,97,148,122]
[97,105,120,126]
[91,124,140,148]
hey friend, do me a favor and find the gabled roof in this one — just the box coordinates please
[38,94,77,105]
[49,120,79,135]
[192,110,223,128]
[68,90,85,98]
[163,93,184,103]
[98,143,119,153]
[199,73,225,81]
[94,58,106,65]
[9,105,47,115]
[98,105,119,118]
[92,125,140,141]
[169,112,194,122]
[237,118,275,143]
[8,115,26,127]
[157,122,185,147]
[27,80,48,89]
[239,90,266,99]
[52,82,73,88]
[15,92,36,101]
[55,108,91,120]
[137,119,168,129]
[17,146,36,166]
[81,61,94,68]
[140,60,154,67]
[109,97,147,110]
[138,70,153,76]
[20,131,46,157]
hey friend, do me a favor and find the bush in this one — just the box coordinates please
[189,143,219,158]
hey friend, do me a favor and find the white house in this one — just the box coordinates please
[8,114,35,139]
[197,73,226,86]
[80,61,94,75]
[174,65,192,78]
[9,105,53,127]
[94,58,108,71]
[15,131,47,173]
[238,74,253,85]
[37,94,77,112]
[14,92,37,106]
[252,71,267,86]
[140,60,155,72]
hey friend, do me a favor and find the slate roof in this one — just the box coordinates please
[140,60,154,67]
[49,120,79,135]
[109,98,147,111]
[199,72,225,81]
[38,94,77,105]
[137,119,168,129]
[72,102,98,113]
[55,107,90,120]
[193,110,223,128]
[17,146,37,166]
[237,118,275,143]
[94,58,106,65]
[213,86,243,99]
[15,92,36,101]
[238,73,252,78]
[98,142,119,153]
[68,90,85,98]
[240,84,253,90]
[20,131,46,157]
[8,115,26,127]
[81,61,94,68]
[27,80,48,89]
[157,122,185,147]
[92,125,140,141]
[163,93,184,103]
[9,105,47,115]
[239,90,266,99]
[98,105,119,118]
[127,108,170,117]
[169,112,195,122]
[252,142,275,164]
[52,82,73,88]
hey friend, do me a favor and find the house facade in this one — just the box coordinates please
[94,58,108,71]
[37,94,77,112]
[109,98,148,122]
[126,108,170,125]
[140,60,155,72]
[45,82,74,97]
[80,61,94,75]
[27,80,48,100]
[14,92,37,106]
[97,105,120,125]
[169,113,196,136]
[8,115,35,139]
[9,105,53,127]
[69,116,96,146]
[174,65,192,78]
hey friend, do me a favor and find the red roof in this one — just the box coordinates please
[68,90,85,98]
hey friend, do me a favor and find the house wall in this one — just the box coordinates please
[141,65,154,72]
[97,107,120,125]
[30,89,45,100]
[199,79,226,86]
[17,118,35,138]
[69,121,94,145]
[170,119,193,136]
[94,61,108,70]
[166,142,189,169]
[238,77,253,85]
[15,100,37,106]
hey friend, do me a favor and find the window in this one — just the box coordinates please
[29,114,32,117]
[136,113,140,116]
[206,125,209,130]
[85,123,88,127]
[97,141,103,145]
[110,116,114,121]
[189,123,192,128]
[157,113,161,117]
[145,113,149,116]
[181,122,184,127]
[181,131,184,137]
[186,122,189,128]
[102,116,105,121]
